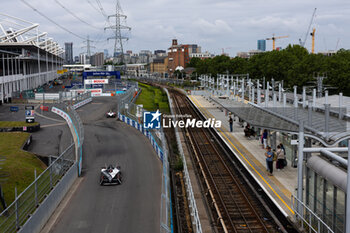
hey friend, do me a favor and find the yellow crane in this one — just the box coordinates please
[310,28,316,54]
[266,34,289,50]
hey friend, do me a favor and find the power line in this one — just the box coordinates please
[20,0,86,40]
[54,0,101,30]
[95,0,108,18]
[86,0,103,16]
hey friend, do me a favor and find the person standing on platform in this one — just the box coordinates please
[279,143,287,168]
[228,114,233,132]
[262,129,268,148]
[276,145,285,170]
[265,146,274,176]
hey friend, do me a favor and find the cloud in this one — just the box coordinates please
[192,18,232,35]
[0,0,348,56]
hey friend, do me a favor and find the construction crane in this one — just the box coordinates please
[310,28,316,54]
[335,38,340,51]
[266,34,289,50]
[299,8,317,47]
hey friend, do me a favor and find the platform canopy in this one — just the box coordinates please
[212,96,349,146]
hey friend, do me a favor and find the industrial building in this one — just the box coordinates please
[167,39,190,75]
[0,14,64,104]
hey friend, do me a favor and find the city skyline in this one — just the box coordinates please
[3,0,349,57]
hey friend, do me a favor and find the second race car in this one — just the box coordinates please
[106,110,117,118]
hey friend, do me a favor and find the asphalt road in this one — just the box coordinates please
[48,97,162,233]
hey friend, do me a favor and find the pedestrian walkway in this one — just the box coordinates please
[188,93,298,217]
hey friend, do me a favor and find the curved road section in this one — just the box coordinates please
[48,97,162,233]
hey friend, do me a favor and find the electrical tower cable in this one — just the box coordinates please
[95,0,109,18]
[86,0,103,16]
[20,0,86,40]
[54,0,102,30]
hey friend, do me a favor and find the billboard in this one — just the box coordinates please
[84,79,109,84]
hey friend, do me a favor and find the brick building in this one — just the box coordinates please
[150,57,168,76]
[167,39,189,75]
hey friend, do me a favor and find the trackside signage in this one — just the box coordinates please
[84,79,109,84]
[143,110,221,129]
[51,107,72,126]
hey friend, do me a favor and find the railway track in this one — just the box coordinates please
[169,89,284,233]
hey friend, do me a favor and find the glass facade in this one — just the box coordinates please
[305,166,345,233]
[257,39,266,51]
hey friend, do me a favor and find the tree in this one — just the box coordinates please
[188,44,350,95]
[187,57,201,68]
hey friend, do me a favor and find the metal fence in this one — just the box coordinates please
[0,88,87,232]
[0,143,75,233]
[164,88,202,233]
[116,84,173,233]
[291,195,334,233]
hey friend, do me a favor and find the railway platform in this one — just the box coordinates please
[188,92,297,218]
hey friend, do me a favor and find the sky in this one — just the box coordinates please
[1,0,350,57]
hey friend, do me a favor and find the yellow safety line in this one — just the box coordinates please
[189,95,295,214]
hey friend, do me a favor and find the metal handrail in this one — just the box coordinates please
[291,195,334,233]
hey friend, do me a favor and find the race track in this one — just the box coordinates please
[48,97,162,233]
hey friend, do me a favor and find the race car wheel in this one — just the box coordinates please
[117,173,122,184]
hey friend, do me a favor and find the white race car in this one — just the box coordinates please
[106,110,117,118]
[100,164,122,185]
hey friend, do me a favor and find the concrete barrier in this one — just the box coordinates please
[19,163,78,233]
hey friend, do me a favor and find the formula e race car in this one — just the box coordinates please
[106,110,117,118]
[100,164,122,185]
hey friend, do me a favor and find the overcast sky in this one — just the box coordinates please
[2,0,350,57]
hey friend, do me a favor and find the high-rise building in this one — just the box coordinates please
[74,56,79,63]
[167,39,190,75]
[79,53,87,65]
[188,44,200,54]
[104,49,109,58]
[64,42,73,64]
[257,39,266,51]
[90,52,104,67]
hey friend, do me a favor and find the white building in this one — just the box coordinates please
[189,51,214,59]
[0,14,64,104]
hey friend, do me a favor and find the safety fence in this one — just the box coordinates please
[0,143,75,233]
[164,88,203,233]
[291,195,334,233]
[118,114,164,162]
[0,90,87,232]
[116,84,173,233]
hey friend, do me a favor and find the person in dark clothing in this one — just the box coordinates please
[278,143,287,168]
[228,115,233,132]
[262,129,268,148]
[265,146,274,175]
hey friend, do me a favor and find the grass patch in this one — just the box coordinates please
[0,132,46,204]
[135,83,170,113]
[0,121,39,128]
